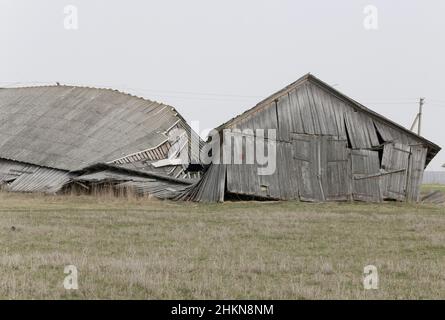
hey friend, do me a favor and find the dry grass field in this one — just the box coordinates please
[0,191,444,300]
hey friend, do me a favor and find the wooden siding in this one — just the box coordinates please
[351,150,382,202]
[406,146,428,202]
[176,164,226,202]
[323,137,352,201]
[292,134,323,201]
[194,75,437,203]
[381,143,411,201]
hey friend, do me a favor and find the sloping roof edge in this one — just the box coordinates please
[0,83,192,132]
[0,84,202,171]
[216,73,441,159]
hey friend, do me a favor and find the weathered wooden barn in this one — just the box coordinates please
[0,75,441,203]
[0,85,202,198]
[180,74,441,203]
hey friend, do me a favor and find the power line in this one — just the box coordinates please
[2,80,445,107]
[362,101,418,105]
[0,81,264,100]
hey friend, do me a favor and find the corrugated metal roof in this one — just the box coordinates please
[0,156,196,197]
[0,158,72,193]
[73,170,149,182]
[117,181,190,199]
[73,167,192,199]
[0,85,193,171]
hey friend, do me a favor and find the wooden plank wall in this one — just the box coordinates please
[381,143,411,201]
[323,137,352,201]
[351,150,382,202]
[406,146,428,202]
[177,164,226,202]
[196,81,430,203]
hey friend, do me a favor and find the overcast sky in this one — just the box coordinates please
[1,0,444,170]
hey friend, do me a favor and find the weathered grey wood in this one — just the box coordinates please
[351,149,382,202]
[1,75,439,202]
[287,89,305,134]
[322,137,352,201]
[276,94,292,141]
[186,164,226,202]
[345,111,379,149]
[406,145,428,202]
[278,142,300,200]
[292,133,324,202]
[296,85,316,134]
[307,83,338,136]
[381,142,410,201]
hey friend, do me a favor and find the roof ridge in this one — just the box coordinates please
[215,73,440,163]
[216,73,311,130]
[0,84,178,110]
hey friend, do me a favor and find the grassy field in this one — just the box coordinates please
[0,191,444,300]
[421,184,445,194]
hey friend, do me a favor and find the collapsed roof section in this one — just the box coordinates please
[0,85,202,196]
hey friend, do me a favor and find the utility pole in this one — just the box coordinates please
[410,97,425,135]
[417,97,424,136]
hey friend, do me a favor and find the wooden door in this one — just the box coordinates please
[351,149,382,202]
[292,135,351,202]
[322,137,352,201]
[291,133,324,202]
[381,143,410,201]
[406,145,428,202]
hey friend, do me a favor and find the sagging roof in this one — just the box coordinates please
[0,158,72,193]
[217,73,441,164]
[0,85,195,171]
[73,163,194,199]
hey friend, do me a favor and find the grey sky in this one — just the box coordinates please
[1,0,444,169]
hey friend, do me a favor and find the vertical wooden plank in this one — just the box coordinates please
[292,133,324,202]
[288,88,305,134]
[305,84,322,134]
[381,142,410,201]
[406,145,428,202]
[327,96,348,139]
[276,94,291,141]
[322,137,352,201]
[351,149,382,202]
[307,84,328,135]
[307,83,338,136]
[296,86,316,134]
[345,111,376,149]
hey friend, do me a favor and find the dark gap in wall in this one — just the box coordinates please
[224,167,228,200]
[344,118,353,148]
[274,100,280,132]
[374,122,386,145]
[224,192,278,202]
[373,122,385,166]
[185,163,204,173]
[377,147,384,167]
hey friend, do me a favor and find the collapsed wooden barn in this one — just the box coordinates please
[0,85,202,198]
[0,75,441,203]
[181,74,441,203]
